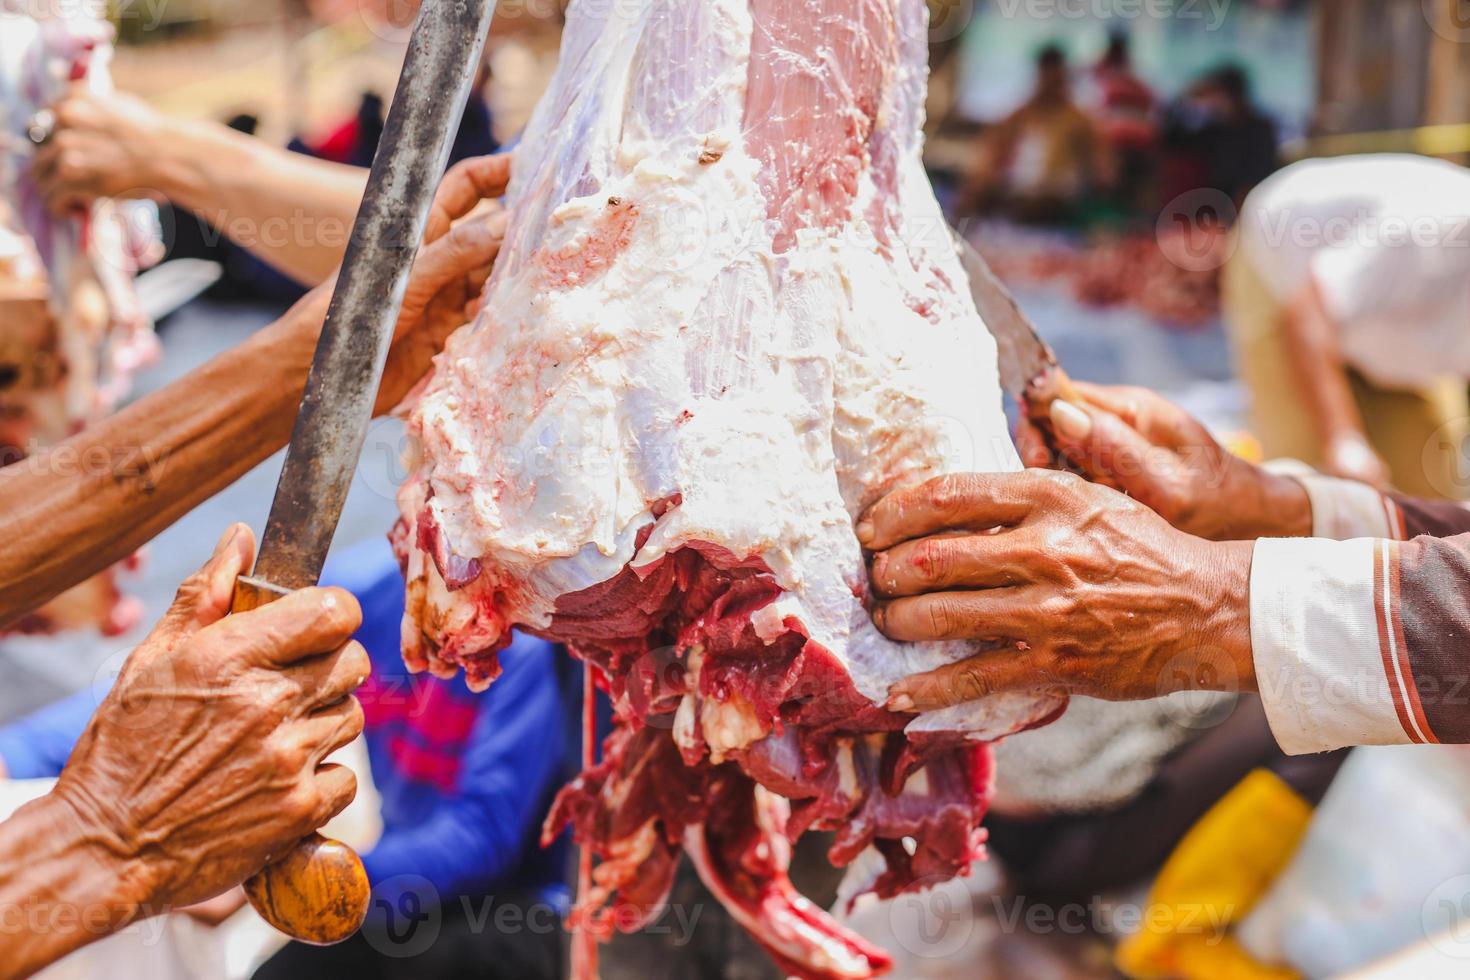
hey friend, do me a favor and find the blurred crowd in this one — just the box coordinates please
[954,32,1280,227]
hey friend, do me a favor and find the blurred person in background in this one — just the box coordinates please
[1222,153,1470,497]
[1080,32,1156,212]
[959,45,1105,224]
[1160,64,1278,208]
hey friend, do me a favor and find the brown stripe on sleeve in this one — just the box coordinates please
[1391,494,1470,540]
[1392,533,1470,743]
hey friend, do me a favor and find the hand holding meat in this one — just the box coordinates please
[857,471,1255,711]
[375,154,511,414]
[31,88,172,212]
[1017,381,1311,540]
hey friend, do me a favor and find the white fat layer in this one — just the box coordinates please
[701,691,769,764]
[401,0,1060,738]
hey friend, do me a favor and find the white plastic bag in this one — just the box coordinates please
[1239,744,1470,977]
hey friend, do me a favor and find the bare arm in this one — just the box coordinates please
[0,291,319,624]
[1281,280,1389,486]
[34,90,368,286]
[0,793,145,979]
[0,155,512,626]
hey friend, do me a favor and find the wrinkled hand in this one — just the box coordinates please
[377,153,511,413]
[50,523,369,910]
[281,154,512,415]
[31,88,172,212]
[855,471,1255,711]
[1017,381,1311,541]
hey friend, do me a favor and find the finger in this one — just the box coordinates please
[1070,381,1196,448]
[424,153,513,242]
[856,471,1046,551]
[869,530,1035,598]
[405,211,506,309]
[292,697,366,767]
[284,640,372,710]
[1014,415,1054,469]
[164,523,257,633]
[886,648,1049,712]
[50,93,96,131]
[30,142,62,194]
[310,763,358,827]
[215,586,362,667]
[872,588,1038,644]
[1047,398,1176,494]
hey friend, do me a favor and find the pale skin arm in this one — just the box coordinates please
[0,155,512,627]
[1280,279,1389,487]
[32,90,368,286]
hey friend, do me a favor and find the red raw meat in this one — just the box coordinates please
[393,0,1065,974]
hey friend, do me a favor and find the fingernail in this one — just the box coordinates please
[1050,399,1093,441]
[855,519,875,545]
[885,692,916,713]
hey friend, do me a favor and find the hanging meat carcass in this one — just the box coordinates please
[1,7,159,635]
[393,1,1066,975]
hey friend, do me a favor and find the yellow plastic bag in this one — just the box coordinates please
[1114,769,1310,980]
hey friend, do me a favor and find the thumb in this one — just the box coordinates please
[1048,398,1166,494]
[166,523,256,633]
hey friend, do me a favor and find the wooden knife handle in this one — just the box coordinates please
[232,575,371,945]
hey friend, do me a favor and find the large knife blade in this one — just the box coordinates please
[951,229,1075,408]
[232,0,495,947]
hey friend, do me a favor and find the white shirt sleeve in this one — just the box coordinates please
[1251,537,1420,754]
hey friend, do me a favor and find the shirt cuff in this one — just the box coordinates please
[1265,465,1403,540]
[1251,537,1415,754]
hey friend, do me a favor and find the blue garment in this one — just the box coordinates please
[0,685,95,780]
[0,537,573,919]
[326,538,572,918]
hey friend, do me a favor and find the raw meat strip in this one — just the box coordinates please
[0,6,158,636]
[393,0,1066,974]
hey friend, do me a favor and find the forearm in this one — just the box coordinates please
[0,794,148,980]
[151,120,367,286]
[0,294,320,625]
[1281,286,1365,448]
